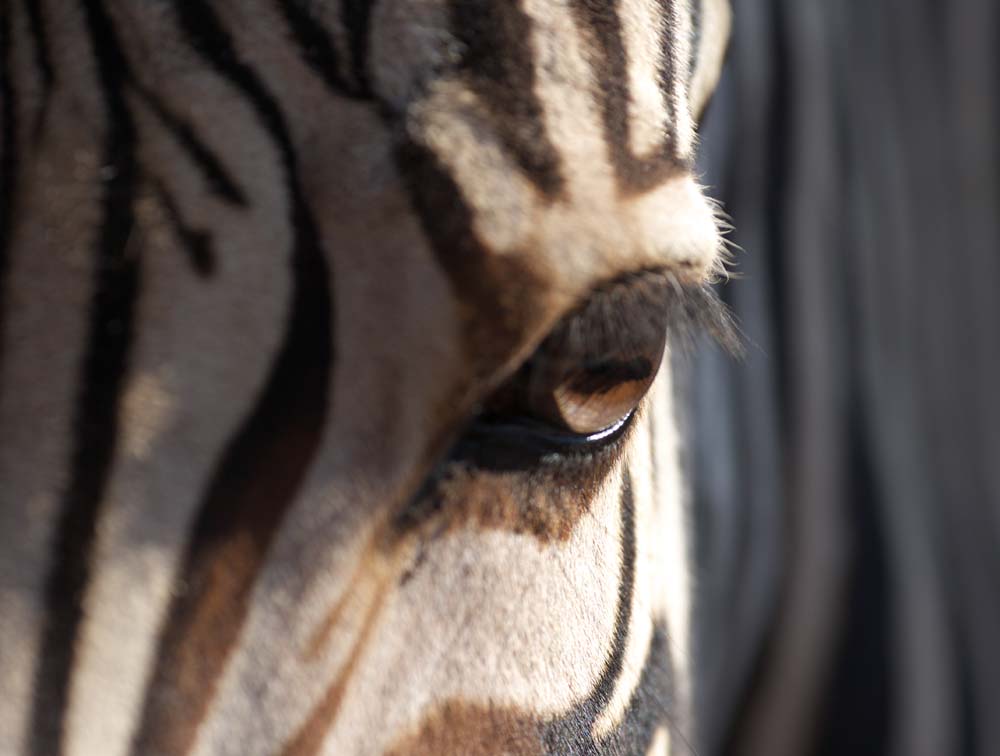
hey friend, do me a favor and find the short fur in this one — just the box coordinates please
[0,2,731,755]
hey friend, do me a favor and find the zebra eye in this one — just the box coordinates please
[483,275,671,440]
[458,273,732,470]
[518,334,665,436]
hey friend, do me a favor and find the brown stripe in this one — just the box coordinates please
[129,2,333,754]
[283,571,391,756]
[129,272,330,756]
[303,535,406,660]
[569,0,688,194]
[386,702,544,756]
[390,468,644,755]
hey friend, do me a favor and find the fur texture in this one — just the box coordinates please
[0,2,731,754]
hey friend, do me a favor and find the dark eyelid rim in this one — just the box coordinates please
[451,410,636,472]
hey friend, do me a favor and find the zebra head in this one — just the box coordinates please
[0,1,731,754]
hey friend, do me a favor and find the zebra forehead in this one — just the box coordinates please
[365,0,728,377]
[372,0,725,280]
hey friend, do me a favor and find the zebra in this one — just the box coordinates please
[0,1,734,754]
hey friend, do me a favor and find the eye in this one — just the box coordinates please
[396,273,723,538]
[514,323,665,436]
[479,273,672,445]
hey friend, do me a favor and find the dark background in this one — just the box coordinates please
[689,1,1000,753]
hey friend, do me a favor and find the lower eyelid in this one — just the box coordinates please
[448,408,638,474]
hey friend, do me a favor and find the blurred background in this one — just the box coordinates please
[686,1,1000,754]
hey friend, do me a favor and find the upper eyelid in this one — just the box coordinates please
[545,268,737,359]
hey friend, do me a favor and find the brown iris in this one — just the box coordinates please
[525,348,663,435]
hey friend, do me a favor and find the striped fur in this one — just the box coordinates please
[0,1,731,755]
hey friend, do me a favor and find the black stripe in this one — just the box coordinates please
[27,1,140,753]
[541,468,638,752]
[341,0,373,95]
[569,0,687,195]
[0,0,17,378]
[133,84,248,206]
[590,466,638,711]
[152,180,216,277]
[22,0,54,138]
[131,2,333,752]
[395,140,544,368]
[279,0,363,98]
[446,0,566,198]
[595,624,681,755]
